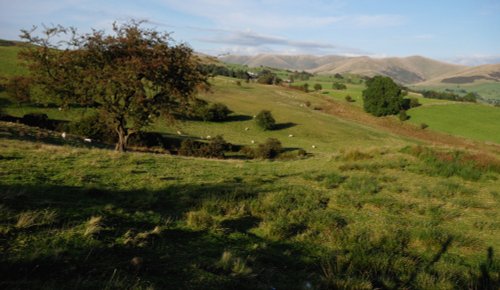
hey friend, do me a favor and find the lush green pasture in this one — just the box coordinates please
[1,128,499,289]
[407,103,500,143]
[151,77,408,152]
[412,82,500,101]
[0,45,27,76]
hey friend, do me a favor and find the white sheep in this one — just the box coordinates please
[176,130,182,135]
[61,132,66,139]
[244,127,249,131]
[251,140,255,144]
[206,135,211,139]
[288,134,294,137]
[84,138,92,143]
[311,145,316,149]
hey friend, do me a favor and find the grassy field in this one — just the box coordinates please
[1,123,499,289]
[0,45,27,76]
[412,82,500,101]
[407,103,500,144]
[1,48,500,288]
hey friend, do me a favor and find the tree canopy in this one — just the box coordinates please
[19,21,207,151]
[362,76,403,116]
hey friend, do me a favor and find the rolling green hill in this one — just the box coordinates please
[0,41,27,76]
[1,42,500,289]
[407,103,500,143]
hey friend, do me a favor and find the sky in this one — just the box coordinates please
[1,0,499,65]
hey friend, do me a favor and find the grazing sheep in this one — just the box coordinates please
[288,134,294,137]
[84,138,92,143]
[311,145,316,149]
[253,115,256,118]
[58,107,63,111]
[251,140,255,144]
[176,130,182,135]
[61,132,66,139]
[206,135,211,139]
[245,127,249,131]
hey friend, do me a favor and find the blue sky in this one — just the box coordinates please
[1,0,499,65]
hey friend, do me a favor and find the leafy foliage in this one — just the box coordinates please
[256,70,282,85]
[255,110,276,130]
[362,76,404,116]
[332,82,347,90]
[65,112,116,143]
[5,75,32,103]
[188,100,232,122]
[19,21,207,151]
[179,135,230,159]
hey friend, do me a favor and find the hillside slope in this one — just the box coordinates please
[220,54,465,84]
[417,63,500,85]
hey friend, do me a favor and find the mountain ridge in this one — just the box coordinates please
[219,54,469,84]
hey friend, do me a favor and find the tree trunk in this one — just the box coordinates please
[115,124,129,152]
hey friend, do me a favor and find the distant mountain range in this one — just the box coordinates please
[219,54,500,85]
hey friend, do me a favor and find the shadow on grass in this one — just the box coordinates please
[273,122,297,130]
[225,114,253,122]
[0,182,311,290]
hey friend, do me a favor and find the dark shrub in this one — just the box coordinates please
[207,103,231,122]
[420,123,428,129]
[179,139,199,157]
[345,95,355,102]
[257,70,282,85]
[198,135,229,158]
[179,135,230,159]
[128,132,166,148]
[189,100,231,122]
[21,113,49,128]
[256,138,282,159]
[332,82,347,90]
[65,112,116,143]
[399,110,409,121]
[255,110,275,130]
[314,83,322,91]
[305,101,311,107]
[363,76,403,116]
[240,146,256,159]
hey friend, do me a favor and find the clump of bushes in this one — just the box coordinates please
[65,112,116,143]
[257,70,282,85]
[179,135,230,159]
[256,138,282,159]
[332,82,347,90]
[241,138,283,159]
[255,110,275,130]
[21,113,49,127]
[420,123,428,129]
[314,83,322,91]
[345,95,355,102]
[187,99,232,122]
[128,132,166,148]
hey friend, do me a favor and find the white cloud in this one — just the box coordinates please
[448,55,500,66]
